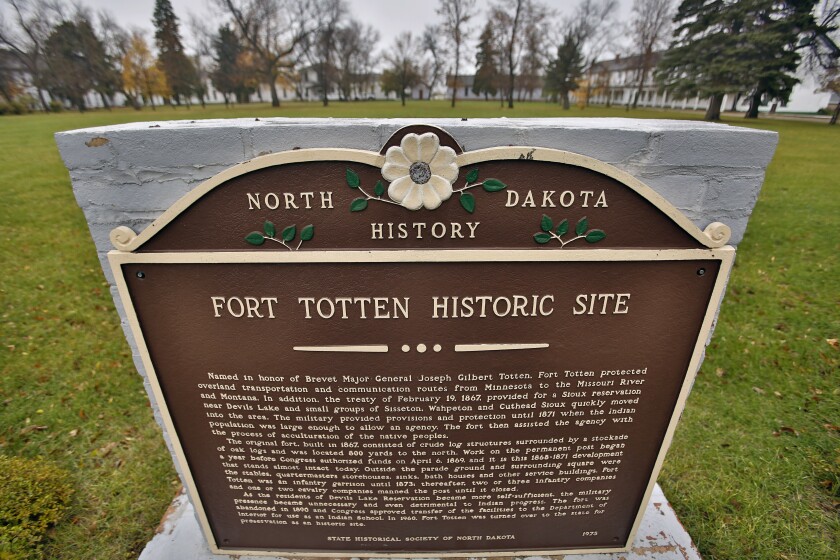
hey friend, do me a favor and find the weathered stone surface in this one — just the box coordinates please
[57,118,778,252]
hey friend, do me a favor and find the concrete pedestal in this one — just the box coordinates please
[140,484,700,560]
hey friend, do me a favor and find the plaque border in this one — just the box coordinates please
[109,247,734,557]
[108,137,734,555]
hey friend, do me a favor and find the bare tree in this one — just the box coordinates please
[0,0,64,111]
[334,20,358,100]
[491,0,524,108]
[215,0,318,107]
[98,11,131,66]
[437,0,476,107]
[301,0,345,106]
[804,0,840,123]
[628,0,672,109]
[519,2,550,101]
[491,0,550,108]
[381,31,421,106]
[563,0,618,107]
[188,15,221,108]
[333,19,380,100]
[419,24,448,100]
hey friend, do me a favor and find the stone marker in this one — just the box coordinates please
[56,118,777,558]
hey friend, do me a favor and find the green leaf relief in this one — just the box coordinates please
[245,232,265,246]
[345,168,360,188]
[540,214,553,232]
[300,224,315,241]
[482,178,506,192]
[374,180,385,197]
[556,219,569,237]
[585,229,606,243]
[350,198,368,212]
[575,217,588,236]
[466,168,479,183]
[533,232,552,244]
[460,192,476,214]
[263,220,275,238]
[281,225,296,242]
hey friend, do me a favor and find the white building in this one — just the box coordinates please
[443,74,545,102]
[585,51,835,115]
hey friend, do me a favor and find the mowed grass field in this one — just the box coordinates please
[0,100,837,559]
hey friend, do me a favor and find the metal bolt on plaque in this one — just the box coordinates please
[108,125,735,557]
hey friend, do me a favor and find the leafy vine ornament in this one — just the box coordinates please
[245,221,315,250]
[455,168,506,214]
[346,132,506,213]
[533,215,606,247]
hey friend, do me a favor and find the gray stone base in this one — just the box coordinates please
[140,484,700,560]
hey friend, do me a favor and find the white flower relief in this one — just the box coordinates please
[381,132,459,210]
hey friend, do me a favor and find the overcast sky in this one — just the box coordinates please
[73,0,634,68]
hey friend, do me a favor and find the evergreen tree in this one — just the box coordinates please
[211,25,254,105]
[77,19,121,110]
[153,0,197,105]
[42,18,120,112]
[739,0,817,118]
[544,33,583,109]
[473,21,500,100]
[657,0,818,121]
[43,21,95,111]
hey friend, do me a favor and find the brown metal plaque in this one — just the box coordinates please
[110,129,734,556]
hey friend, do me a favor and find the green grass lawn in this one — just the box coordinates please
[0,100,837,559]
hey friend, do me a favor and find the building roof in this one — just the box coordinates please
[591,52,664,73]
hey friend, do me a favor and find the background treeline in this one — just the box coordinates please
[0,0,838,121]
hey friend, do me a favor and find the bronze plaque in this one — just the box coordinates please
[110,127,734,556]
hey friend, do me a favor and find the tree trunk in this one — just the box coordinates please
[0,84,13,103]
[507,73,514,109]
[704,93,724,121]
[506,0,522,110]
[321,68,329,107]
[36,88,50,112]
[632,72,643,109]
[126,90,141,110]
[98,92,112,111]
[401,90,406,106]
[451,38,460,108]
[562,92,570,110]
[269,76,280,107]
[830,102,839,125]
[745,91,762,119]
[729,92,741,111]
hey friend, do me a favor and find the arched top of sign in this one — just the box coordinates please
[109,126,730,253]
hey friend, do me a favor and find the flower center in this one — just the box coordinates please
[409,161,432,184]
